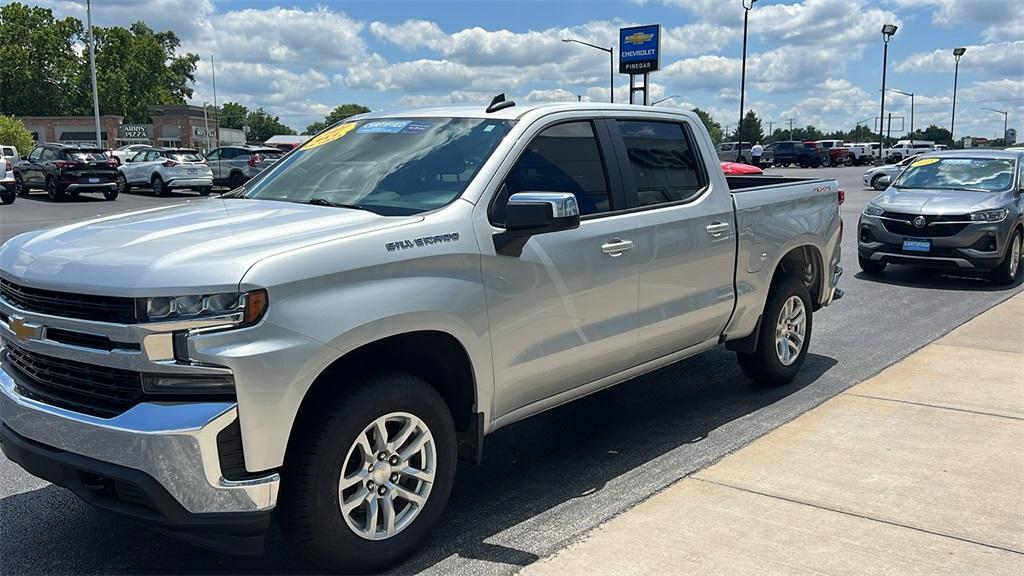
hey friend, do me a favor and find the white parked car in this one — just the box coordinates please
[0,158,14,205]
[117,148,213,196]
[110,143,152,165]
[883,140,935,162]
[1,145,19,166]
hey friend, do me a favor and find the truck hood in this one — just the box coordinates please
[872,187,1007,216]
[0,198,420,296]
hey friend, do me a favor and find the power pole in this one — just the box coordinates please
[86,0,102,148]
[787,117,795,140]
[211,54,219,146]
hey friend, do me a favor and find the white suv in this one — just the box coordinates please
[117,148,214,196]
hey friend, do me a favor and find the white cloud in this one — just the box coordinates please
[896,40,1024,78]
[891,0,1024,41]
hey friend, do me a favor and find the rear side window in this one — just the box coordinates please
[41,148,57,161]
[494,121,612,223]
[616,121,707,206]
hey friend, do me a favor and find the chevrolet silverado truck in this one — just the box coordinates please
[0,101,843,573]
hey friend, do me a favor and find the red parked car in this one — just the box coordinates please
[721,161,764,175]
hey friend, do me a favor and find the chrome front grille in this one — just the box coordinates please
[0,279,138,323]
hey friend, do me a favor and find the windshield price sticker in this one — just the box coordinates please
[303,122,357,150]
[358,120,412,134]
[910,158,940,167]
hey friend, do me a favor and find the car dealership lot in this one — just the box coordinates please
[1,165,1021,575]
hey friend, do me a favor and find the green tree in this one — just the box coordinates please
[217,102,249,130]
[0,3,85,116]
[246,107,294,142]
[907,125,953,147]
[733,110,764,143]
[691,107,723,144]
[0,115,34,153]
[304,104,371,134]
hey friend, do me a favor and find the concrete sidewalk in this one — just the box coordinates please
[522,293,1024,575]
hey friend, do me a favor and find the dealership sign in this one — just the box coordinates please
[619,25,661,74]
[118,124,152,139]
[193,126,213,138]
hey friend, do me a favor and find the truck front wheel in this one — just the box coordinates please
[278,372,457,573]
[736,275,813,386]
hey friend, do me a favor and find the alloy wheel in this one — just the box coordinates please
[1011,234,1021,280]
[775,295,806,366]
[338,412,436,541]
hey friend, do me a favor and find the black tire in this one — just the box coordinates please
[229,171,245,190]
[859,254,886,274]
[844,155,855,166]
[799,159,809,168]
[46,177,65,202]
[152,175,165,196]
[871,174,888,191]
[736,275,813,386]
[103,187,118,201]
[0,191,14,205]
[117,173,131,194]
[278,373,457,574]
[15,174,29,197]
[198,186,212,196]
[991,229,1022,286]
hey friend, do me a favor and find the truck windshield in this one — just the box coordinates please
[893,157,1016,192]
[243,118,514,215]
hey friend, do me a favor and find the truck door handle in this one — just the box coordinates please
[706,222,731,237]
[601,239,634,257]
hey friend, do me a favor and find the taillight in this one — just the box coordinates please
[55,160,76,169]
[162,160,177,168]
[247,154,261,167]
[106,159,118,168]
[838,190,846,205]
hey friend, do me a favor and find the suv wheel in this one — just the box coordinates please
[278,373,457,573]
[871,174,888,191]
[14,175,29,197]
[152,175,165,196]
[46,177,65,202]
[736,275,813,386]
[229,171,245,190]
[198,186,212,196]
[859,254,887,275]
[0,189,14,205]
[118,174,131,194]
[103,187,118,201]
[991,229,1022,286]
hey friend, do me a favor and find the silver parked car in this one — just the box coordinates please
[858,150,1024,284]
[0,103,843,572]
[205,145,283,189]
[863,154,921,190]
[117,148,213,196]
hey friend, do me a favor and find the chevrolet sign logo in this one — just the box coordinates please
[7,315,39,343]
[624,31,653,45]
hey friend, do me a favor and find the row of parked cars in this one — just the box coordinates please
[716,139,949,168]
[0,143,284,204]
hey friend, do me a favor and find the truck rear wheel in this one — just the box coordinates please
[736,275,812,386]
[278,372,457,573]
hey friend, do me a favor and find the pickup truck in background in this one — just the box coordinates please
[815,140,869,166]
[768,140,828,168]
[0,102,843,573]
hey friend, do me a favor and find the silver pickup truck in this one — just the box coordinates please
[0,102,842,573]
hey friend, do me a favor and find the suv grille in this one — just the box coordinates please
[2,340,143,417]
[0,279,137,323]
[880,213,968,238]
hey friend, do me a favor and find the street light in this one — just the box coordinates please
[652,95,680,106]
[951,47,966,146]
[982,107,1009,143]
[86,0,102,148]
[886,88,914,139]
[878,23,898,164]
[562,38,614,103]
[202,102,212,152]
[737,0,759,163]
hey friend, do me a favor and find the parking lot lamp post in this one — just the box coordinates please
[951,47,966,146]
[561,38,614,103]
[982,107,1008,144]
[737,0,758,163]
[203,102,211,153]
[878,23,898,164]
[887,88,914,139]
[86,0,102,148]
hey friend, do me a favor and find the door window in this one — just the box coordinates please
[29,148,43,161]
[493,121,613,224]
[40,148,57,161]
[205,149,221,161]
[130,151,148,163]
[222,149,240,160]
[616,121,708,207]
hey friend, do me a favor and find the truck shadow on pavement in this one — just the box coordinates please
[0,348,836,575]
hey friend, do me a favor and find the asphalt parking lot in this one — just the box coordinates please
[1,166,1021,575]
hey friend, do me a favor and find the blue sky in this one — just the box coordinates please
[42,0,1023,138]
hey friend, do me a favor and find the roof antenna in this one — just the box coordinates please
[486,93,516,113]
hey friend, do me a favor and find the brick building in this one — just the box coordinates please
[18,105,223,152]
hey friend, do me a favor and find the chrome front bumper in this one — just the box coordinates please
[0,355,279,515]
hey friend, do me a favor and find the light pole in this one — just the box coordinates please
[951,47,966,147]
[203,101,212,152]
[652,95,680,106]
[737,0,758,163]
[86,0,102,148]
[562,38,614,103]
[877,23,898,164]
[886,88,914,140]
[982,107,1009,144]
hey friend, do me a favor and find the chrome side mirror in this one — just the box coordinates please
[495,192,581,256]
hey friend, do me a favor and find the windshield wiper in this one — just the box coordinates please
[307,197,371,211]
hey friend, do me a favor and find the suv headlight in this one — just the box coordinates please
[863,204,885,217]
[143,289,268,325]
[968,209,1009,223]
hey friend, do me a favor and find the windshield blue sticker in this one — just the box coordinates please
[402,122,433,134]
[358,120,412,134]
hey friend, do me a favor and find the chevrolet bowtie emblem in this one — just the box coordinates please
[624,31,654,45]
[8,315,39,343]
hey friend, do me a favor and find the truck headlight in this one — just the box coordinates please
[863,204,885,217]
[968,209,1008,223]
[144,289,268,325]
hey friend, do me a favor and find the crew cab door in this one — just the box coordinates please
[481,118,639,418]
[608,116,736,362]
